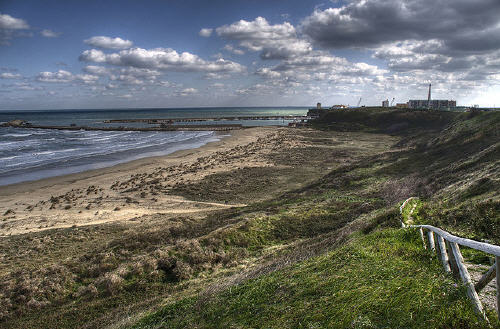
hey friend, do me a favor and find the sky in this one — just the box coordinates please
[1,0,500,110]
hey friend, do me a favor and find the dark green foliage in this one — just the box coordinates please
[313,108,459,134]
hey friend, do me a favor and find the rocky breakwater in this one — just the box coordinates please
[1,119,32,127]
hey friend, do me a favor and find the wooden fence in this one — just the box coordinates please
[400,198,499,323]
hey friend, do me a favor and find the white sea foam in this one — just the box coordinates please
[0,129,218,185]
[2,133,33,137]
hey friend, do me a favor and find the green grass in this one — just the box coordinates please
[134,228,492,329]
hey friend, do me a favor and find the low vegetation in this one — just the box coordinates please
[135,229,489,329]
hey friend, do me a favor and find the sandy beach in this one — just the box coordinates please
[0,127,284,236]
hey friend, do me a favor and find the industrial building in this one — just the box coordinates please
[408,99,456,109]
[406,84,456,109]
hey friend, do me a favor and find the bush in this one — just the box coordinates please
[96,273,124,296]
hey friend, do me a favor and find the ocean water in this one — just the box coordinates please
[0,107,307,186]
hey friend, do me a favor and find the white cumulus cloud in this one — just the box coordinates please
[0,13,30,45]
[199,28,213,37]
[84,36,133,50]
[0,72,22,79]
[36,70,74,83]
[36,70,99,84]
[0,13,29,29]
[79,47,245,73]
[40,29,61,38]
[216,17,312,59]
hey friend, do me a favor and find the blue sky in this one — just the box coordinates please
[1,0,499,110]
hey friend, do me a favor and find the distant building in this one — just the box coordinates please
[408,100,456,109]
[330,104,348,109]
[396,103,408,108]
[382,99,389,107]
[317,102,322,109]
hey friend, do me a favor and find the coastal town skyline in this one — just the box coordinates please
[1,0,500,110]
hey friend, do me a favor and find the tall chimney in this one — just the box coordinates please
[427,83,431,108]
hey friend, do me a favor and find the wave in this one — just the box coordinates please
[2,133,33,137]
[0,130,217,183]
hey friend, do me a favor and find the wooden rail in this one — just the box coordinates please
[400,198,498,323]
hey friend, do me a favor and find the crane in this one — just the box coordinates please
[390,97,395,106]
[357,97,362,107]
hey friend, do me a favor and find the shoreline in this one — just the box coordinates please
[0,129,224,189]
[0,127,276,236]
[0,129,236,195]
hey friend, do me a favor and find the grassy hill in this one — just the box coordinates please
[134,229,487,329]
[133,109,499,329]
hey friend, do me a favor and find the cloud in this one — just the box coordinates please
[0,13,29,29]
[0,72,22,79]
[36,70,99,84]
[84,36,133,49]
[75,74,99,84]
[199,28,213,37]
[36,70,73,83]
[40,29,61,38]
[83,65,110,76]
[255,67,282,79]
[79,47,245,73]
[301,0,500,52]
[204,72,231,80]
[181,87,197,94]
[216,17,312,59]
[13,82,43,91]
[254,51,387,87]
[223,44,245,55]
[372,39,500,78]
[176,87,198,96]
[298,0,500,87]
[0,13,30,45]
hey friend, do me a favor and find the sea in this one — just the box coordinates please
[0,107,308,186]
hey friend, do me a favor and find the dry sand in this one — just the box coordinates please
[0,127,280,236]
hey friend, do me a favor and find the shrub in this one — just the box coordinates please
[96,273,124,296]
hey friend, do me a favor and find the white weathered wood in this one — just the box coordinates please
[427,230,436,252]
[449,242,487,321]
[436,235,451,274]
[474,262,496,293]
[399,197,417,227]
[419,227,427,249]
[399,197,416,214]
[411,225,500,257]
[496,256,500,318]
[446,240,460,279]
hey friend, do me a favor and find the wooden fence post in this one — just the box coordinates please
[446,240,460,279]
[496,256,500,319]
[419,227,427,249]
[427,231,436,252]
[474,262,496,293]
[436,235,451,274]
[449,242,487,322]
